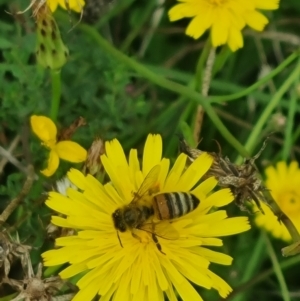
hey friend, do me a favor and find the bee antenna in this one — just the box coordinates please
[117,231,123,248]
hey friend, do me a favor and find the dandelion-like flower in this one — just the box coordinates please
[168,0,280,51]
[47,0,85,12]
[30,115,87,177]
[255,161,300,241]
[42,134,250,301]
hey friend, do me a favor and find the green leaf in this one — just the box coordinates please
[0,37,12,49]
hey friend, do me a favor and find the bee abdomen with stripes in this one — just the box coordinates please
[153,192,200,220]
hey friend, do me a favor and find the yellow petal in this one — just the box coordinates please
[205,216,251,236]
[211,8,230,47]
[101,154,134,203]
[142,134,162,176]
[254,0,280,10]
[47,0,58,12]
[41,149,59,177]
[245,11,268,31]
[55,141,87,162]
[57,0,85,12]
[276,161,288,180]
[206,188,234,207]
[176,153,213,191]
[227,27,243,51]
[67,168,87,190]
[59,262,88,278]
[163,153,187,191]
[207,269,233,298]
[168,3,199,21]
[51,216,72,228]
[186,11,212,39]
[196,248,232,265]
[129,149,141,190]
[30,115,57,145]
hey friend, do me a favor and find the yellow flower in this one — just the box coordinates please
[255,161,300,241]
[168,0,280,51]
[42,134,250,301]
[30,115,87,177]
[47,0,85,12]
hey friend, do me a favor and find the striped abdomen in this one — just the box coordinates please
[153,192,200,220]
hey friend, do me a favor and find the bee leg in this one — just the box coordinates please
[131,231,142,242]
[117,231,123,248]
[151,233,166,255]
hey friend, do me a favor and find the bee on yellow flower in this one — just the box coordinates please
[42,134,250,301]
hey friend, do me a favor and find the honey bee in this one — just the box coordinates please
[112,165,200,254]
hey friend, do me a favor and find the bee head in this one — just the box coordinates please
[112,209,126,232]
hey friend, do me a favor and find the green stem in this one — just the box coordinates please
[226,255,300,301]
[209,50,300,104]
[235,60,300,245]
[194,40,211,91]
[80,24,248,156]
[237,60,300,162]
[50,71,62,122]
[282,84,299,161]
[264,231,290,301]
[120,1,155,52]
[232,232,266,301]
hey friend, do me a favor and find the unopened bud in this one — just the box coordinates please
[83,138,105,176]
[34,3,69,71]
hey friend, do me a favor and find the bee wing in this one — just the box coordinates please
[139,221,179,240]
[132,165,161,203]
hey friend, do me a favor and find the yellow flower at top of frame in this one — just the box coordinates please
[30,115,87,177]
[254,161,300,242]
[47,0,85,12]
[168,0,280,51]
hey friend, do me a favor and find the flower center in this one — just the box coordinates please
[208,0,227,5]
[279,191,300,216]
